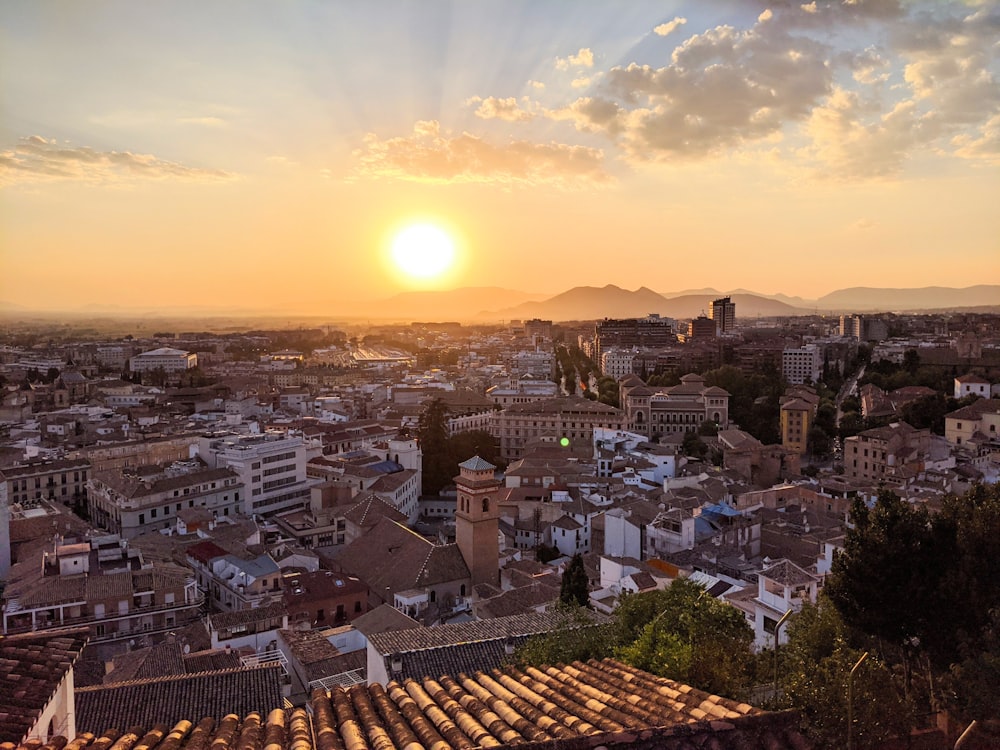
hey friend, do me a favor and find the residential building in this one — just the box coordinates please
[88,461,243,539]
[0,458,90,508]
[600,348,636,379]
[594,315,675,361]
[944,398,1000,448]
[2,536,202,650]
[283,570,369,628]
[710,296,736,334]
[750,559,820,651]
[186,541,282,612]
[197,431,313,516]
[780,399,814,455]
[843,421,933,483]
[781,344,822,385]
[954,373,991,400]
[686,315,717,340]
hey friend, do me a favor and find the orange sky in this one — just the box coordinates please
[2,1,998,314]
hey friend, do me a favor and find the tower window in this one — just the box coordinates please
[482,498,489,513]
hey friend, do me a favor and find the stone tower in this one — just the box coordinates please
[454,455,500,587]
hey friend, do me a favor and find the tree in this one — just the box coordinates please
[681,431,708,460]
[808,426,832,457]
[783,597,913,750]
[615,580,754,698]
[417,398,452,495]
[560,553,589,607]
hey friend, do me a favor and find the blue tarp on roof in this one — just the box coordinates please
[369,460,403,474]
[702,502,741,517]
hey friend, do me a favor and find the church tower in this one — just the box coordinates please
[454,455,500,587]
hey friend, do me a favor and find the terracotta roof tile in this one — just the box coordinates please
[0,627,89,744]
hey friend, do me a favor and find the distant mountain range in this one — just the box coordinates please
[2,285,997,322]
[337,283,1000,322]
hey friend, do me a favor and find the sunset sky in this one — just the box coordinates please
[2,0,998,314]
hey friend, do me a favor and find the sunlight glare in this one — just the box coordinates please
[390,224,456,280]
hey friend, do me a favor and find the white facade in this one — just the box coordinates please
[955,375,991,400]
[782,345,822,385]
[600,349,636,379]
[197,431,313,516]
[129,347,197,373]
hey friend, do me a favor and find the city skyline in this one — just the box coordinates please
[2,0,999,314]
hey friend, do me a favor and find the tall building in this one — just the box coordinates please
[686,316,717,340]
[782,344,822,385]
[454,456,500,587]
[197,431,313,517]
[710,296,736,334]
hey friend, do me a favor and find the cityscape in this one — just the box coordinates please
[2,2,1000,750]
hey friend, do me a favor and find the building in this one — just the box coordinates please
[710,296,736,334]
[493,396,625,461]
[454,456,501,588]
[843,421,932,483]
[594,315,675,361]
[749,558,820,651]
[2,536,202,650]
[88,461,243,539]
[619,374,730,439]
[283,570,369,628]
[600,348,636,379]
[0,627,89,745]
[128,347,198,374]
[944,398,1000,449]
[0,458,91,509]
[782,344,822,385]
[780,399,814,455]
[954,373,991,400]
[197,431,313,517]
[686,315,717,340]
[840,315,889,342]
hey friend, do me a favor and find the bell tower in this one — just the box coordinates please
[454,455,500,587]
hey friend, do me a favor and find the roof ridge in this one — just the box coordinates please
[75,663,281,691]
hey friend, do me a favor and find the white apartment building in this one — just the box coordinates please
[600,349,636,379]
[782,344,822,385]
[197,431,313,516]
[129,347,198,374]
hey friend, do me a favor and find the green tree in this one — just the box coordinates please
[783,598,913,750]
[681,431,708,460]
[560,553,589,607]
[417,398,452,495]
[614,580,754,698]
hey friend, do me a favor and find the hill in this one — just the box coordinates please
[816,285,1000,311]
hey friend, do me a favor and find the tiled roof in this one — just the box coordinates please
[368,610,609,656]
[0,626,89,744]
[344,494,408,528]
[75,665,285,733]
[351,604,421,637]
[5,657,812,750]
[208,602,288,632]
[458,456,495,471]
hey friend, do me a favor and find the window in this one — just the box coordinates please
[355,600,362,613]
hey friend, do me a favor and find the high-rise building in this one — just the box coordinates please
[594,315,675,362]
[710,296,736,334]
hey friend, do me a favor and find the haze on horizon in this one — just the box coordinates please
[2,0,999,315]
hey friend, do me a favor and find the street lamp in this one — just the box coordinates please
[847,651,869,750]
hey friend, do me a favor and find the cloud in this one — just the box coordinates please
[852,217,876,230]
[352,120,610,188]
[556,48,594,71]
[467,96,534,122]
[0,135,236,186]
[654,17,687,37]
[566,19,834,161]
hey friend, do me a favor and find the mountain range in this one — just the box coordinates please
[362,284,1000,322]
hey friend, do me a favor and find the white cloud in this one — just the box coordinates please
[353,120,611,188]
[654,17,687,37]
[556,48,595,71]
[467,96,534,122]
[0,135,235,186]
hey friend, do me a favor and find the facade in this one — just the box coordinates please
[620,374,730,439]
[781,344,822,385]
[954,373,991,400]
[186,542,282,612]
[197,431,313,516]
[779,399,813,455]
[944,398,1000,449]
[843,421,932,483]
[600,348,636,379]
[2,537,202,648]
[493,396,625,461]
[751,559,820,651]
[486,375,560,407]
[0,458,90,508]
[686,316,717,340]
[710,296,736,334]
[594,315,675,361]
[88,462,243,539]
[129,347,197,374]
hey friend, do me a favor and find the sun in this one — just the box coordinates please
[390,224,456,280]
